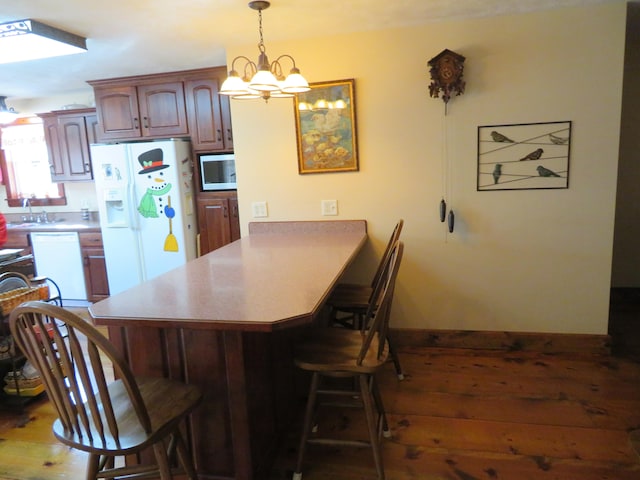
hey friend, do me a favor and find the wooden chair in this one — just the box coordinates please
[9,301,202,480]
[631,430,640,457]
[326,219,404,379]
[292,240,404,480]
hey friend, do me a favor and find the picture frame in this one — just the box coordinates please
[477,121,571,191]
[294,79,358,174]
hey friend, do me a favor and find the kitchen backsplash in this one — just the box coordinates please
[0,181,98,215]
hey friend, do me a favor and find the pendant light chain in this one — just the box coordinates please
[257,8,265,54]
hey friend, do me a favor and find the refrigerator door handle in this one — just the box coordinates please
[128,178,140,231]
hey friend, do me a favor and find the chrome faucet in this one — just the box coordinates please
[22,198,34,222]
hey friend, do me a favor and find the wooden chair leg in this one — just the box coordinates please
[388,339,405,380]
[99,455,116,480]
[86,453,100,480]
[359,374,385,480]
[293,372,320,480]
[174,430,199,480]
[153,440,173,480]
[371,376,391,438]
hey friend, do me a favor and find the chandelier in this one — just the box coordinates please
[220,1,310,102]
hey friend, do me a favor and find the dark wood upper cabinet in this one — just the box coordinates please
[38,108,96,182]
[92,81,187,141]
[92,86,139,140]
[186,77,224,152]
[137,81,188,137]
[88,68,230,146]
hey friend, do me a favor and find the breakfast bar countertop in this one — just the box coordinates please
[89,219,368,331]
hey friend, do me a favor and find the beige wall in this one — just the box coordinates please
[228,3,626,335]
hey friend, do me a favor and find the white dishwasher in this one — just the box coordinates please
[30,231,87,301]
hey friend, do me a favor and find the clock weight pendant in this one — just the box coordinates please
[430,48,466,236]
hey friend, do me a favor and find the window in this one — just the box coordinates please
[0,117,66,207]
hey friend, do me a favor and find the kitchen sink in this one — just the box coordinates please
[7,218,66,227]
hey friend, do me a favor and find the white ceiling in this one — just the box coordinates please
[0,0,619,101]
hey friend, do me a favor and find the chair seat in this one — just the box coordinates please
[327,283,372,311]
[53,376,201,455]
[295,328,388,374]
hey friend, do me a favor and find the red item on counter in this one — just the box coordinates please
[0,213,6,248]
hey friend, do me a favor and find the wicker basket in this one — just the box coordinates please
[3,370,43,390]
[0,286,41,316]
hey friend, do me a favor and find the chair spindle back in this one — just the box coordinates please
[10,301,152,448]
[357,240,403,365]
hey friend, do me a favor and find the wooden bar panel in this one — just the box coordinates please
[107,324,298,479]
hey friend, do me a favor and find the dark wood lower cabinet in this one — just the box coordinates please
[79,232,109,302]
[197,191,240,255]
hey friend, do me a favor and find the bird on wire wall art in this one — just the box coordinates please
[477,121,571,191]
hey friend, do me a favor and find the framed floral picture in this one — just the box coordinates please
[293,79,358,174]
[477,121,571,191]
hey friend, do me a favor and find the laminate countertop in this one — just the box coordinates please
[90,220,367,331]
[4,212,101,233]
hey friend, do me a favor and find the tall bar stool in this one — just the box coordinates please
[292,240,404,480]
[326,219,404,379]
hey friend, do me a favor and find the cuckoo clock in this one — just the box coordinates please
[428,49,466,105]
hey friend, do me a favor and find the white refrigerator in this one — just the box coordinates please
[90,139,197,295]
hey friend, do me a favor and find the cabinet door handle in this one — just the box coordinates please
[84,162,91,173]
[232,205,238,218]
[227,128,233,142]
[143,117,149,129]
[134,117,139,129]
[223,206,228,218]
[216,129,222,142]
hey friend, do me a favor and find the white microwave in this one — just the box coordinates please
[199,153,237,191]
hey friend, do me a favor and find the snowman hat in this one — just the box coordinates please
[138,148,170,174]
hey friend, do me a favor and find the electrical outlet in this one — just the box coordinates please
[321,199,338,216]
[252,201,268,218]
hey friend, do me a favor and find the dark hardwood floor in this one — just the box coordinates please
[270,346,640,480]
[0,300,638,480]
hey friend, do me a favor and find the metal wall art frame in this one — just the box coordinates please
[477,121,571,191]
[294,79,358,174]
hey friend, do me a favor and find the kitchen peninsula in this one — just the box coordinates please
[89,220,367,479]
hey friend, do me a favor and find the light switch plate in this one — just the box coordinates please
[321,199,338,216]
[252,201,268,218]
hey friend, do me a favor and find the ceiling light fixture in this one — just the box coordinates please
[0,97,19,124]
[220,1,310,102]
[0,19,87,65]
